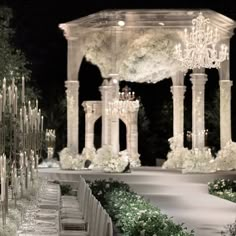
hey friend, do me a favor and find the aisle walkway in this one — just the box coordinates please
[39,167,236,236]
[130,168,236,236]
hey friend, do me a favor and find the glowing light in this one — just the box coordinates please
[118,20,125,27]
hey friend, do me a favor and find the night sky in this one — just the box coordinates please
[1,0,236,161]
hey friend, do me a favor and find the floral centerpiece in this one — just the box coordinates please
[59,147,85,170]
[81,147,96,164]
[182,148,216,173]
[59,146,134,172]
[163,137,190,169]
[215,141,236,171]
[92,145,129,172]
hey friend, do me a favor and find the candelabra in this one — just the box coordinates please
[0,74,44,226]
[174,12,229,70]
[45,129,56,160]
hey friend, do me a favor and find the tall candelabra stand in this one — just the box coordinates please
[45,129,56,160]
[0,74,44,228]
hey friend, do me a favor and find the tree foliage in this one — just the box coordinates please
[0,6,30,82]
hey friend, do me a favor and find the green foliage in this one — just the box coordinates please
[89,179,194,236]
[0,6,30,81]
[88,178,130,206]
[208,179,236,203]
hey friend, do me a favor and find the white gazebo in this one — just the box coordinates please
[59,9,235,171]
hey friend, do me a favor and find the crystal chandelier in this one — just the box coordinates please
[174,12,229,70]
[106,86,139,116]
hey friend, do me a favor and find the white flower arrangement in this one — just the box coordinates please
[119,30,182,83]
[182,148,216,173]
[215,141,236,170]
[81,147,96,162]
[162,137,189,169]
[59,146,138,172]
[92,145,129,172]
[83,29,182,83]
[119,150,141,167]
[163,137,216,173]
[59,147,85,170]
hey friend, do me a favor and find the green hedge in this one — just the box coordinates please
[89,179,194,236]
[208,179,236,203]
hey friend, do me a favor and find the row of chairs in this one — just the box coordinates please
[60,176,113,236]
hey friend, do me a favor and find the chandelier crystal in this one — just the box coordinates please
[106,86,139,116]
[174,12,229,70]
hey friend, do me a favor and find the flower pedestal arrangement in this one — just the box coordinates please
[214,141,236,171]
[59,145,132,173]
[162,137,189,169]
[163,147,190,169]
[59,148,85,170]
[181,148,216,173]
[89,145,130,173]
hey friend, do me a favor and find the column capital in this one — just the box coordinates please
[219,80,233,87]
[65,80,79,89]
[171,85,186,94]
[190,74,208,86]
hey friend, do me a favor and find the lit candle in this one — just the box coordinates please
[0,94,2,122]
[11,78,15,94]
[8,86,12,112]
[24,152,28,168]
[13,93,16,115]
[14,166,17,194]
[41,115,44,132]
[11,164,14,190]
[23,105,27,121]
[36,99,38,111]
[2,78,6,113]
[19,152,24,187]
[38,109,41,131]
[35,155,39,170]
[22,76,25,104]
[15,87,17,115]
[25,115,29,133]
[19,108,23,131]
[1,155,6,202]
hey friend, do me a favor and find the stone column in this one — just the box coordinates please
[110,79,120,155]
[65,81,79,154]
[129,109,140,166]
[219,59,232,148]
[84,105,94,149]
[99,80,112,146]
[190,69,207,150]
[171,85,186,148]
[65,37,83,155]
[219,79,232,148]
